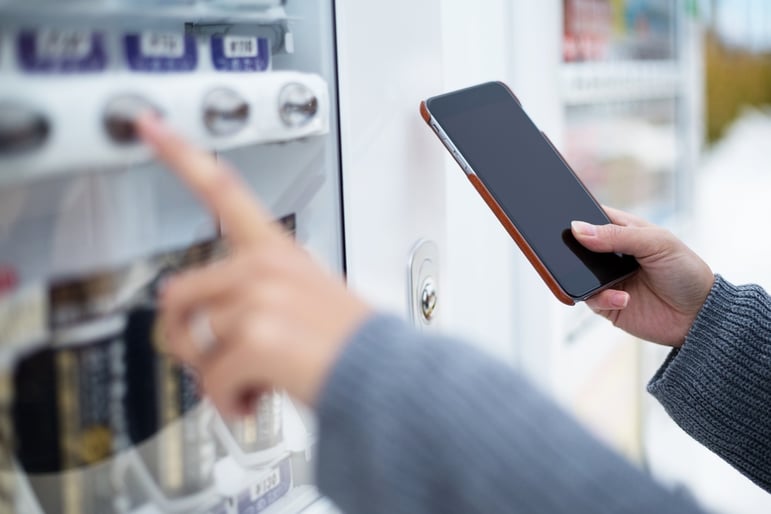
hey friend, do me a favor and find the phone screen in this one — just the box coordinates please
[427,82,638,299]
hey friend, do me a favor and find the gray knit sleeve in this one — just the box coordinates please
[648,274,771,493]
[316,314,704,514]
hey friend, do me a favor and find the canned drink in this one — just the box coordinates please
[123,238,225,500]
[13,315,126,514]
[124,304,215,499]
[228,389,283,454]
[11,268,129,514]
[124,236,225,449]
[0,282,47,514]
[0,371,15,514]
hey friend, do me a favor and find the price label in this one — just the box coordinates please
[36,29,92,60]
[124,32,197,72]
[211,36,269,72]
[249,468,281,501]
[140,32,185,58]
[237,458,291,513]
[18,30,106,73]
[223,36,259,58]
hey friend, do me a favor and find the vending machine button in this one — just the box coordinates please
[203,88,250,136]
[0,103,50,155]
[278,83,318,127]
[103,96,160,145]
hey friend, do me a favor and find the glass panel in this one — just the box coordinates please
[0,1,341,512]
[564,98,680,221]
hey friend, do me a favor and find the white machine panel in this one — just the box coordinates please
[0,71,330,184]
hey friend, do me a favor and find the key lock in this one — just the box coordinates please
[408,240,440,327]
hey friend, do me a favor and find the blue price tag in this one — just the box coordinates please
[211,36,270,72]
[124,32,197,72]
[237,458,291,513]
[17,29,107,73]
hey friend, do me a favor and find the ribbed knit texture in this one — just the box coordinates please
[316,315,704,514]
[648,274,771,493]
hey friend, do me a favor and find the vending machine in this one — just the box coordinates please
[0,0,449,512]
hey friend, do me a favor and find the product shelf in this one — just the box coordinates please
[561,60,682,105]
[0,1,289,25]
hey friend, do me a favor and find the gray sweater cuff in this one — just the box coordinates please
[648,274,771,492]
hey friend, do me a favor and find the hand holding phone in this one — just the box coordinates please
[421,81,639,305]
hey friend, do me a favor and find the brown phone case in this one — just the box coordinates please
[420,98,577,306]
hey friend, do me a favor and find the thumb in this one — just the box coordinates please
[571,220,667,259]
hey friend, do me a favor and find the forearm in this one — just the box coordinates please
[316,314,703,514]
[648,274,771,492]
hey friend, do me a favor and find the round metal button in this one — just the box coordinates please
[278,82,318,128]
[103,95,160,145]
[0,103,50,155]
[203,88,250,136]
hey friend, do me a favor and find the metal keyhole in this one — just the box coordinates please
[408,239,439,329]
[420,278,437,321]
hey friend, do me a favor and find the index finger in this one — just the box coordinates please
[136,113,275,247]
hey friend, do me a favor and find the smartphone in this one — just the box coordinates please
[421,81,639,305]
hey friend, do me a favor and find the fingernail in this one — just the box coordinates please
[571,220,597,237]
[611,292,629,308]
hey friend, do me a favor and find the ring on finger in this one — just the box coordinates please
[189,309,218,354]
